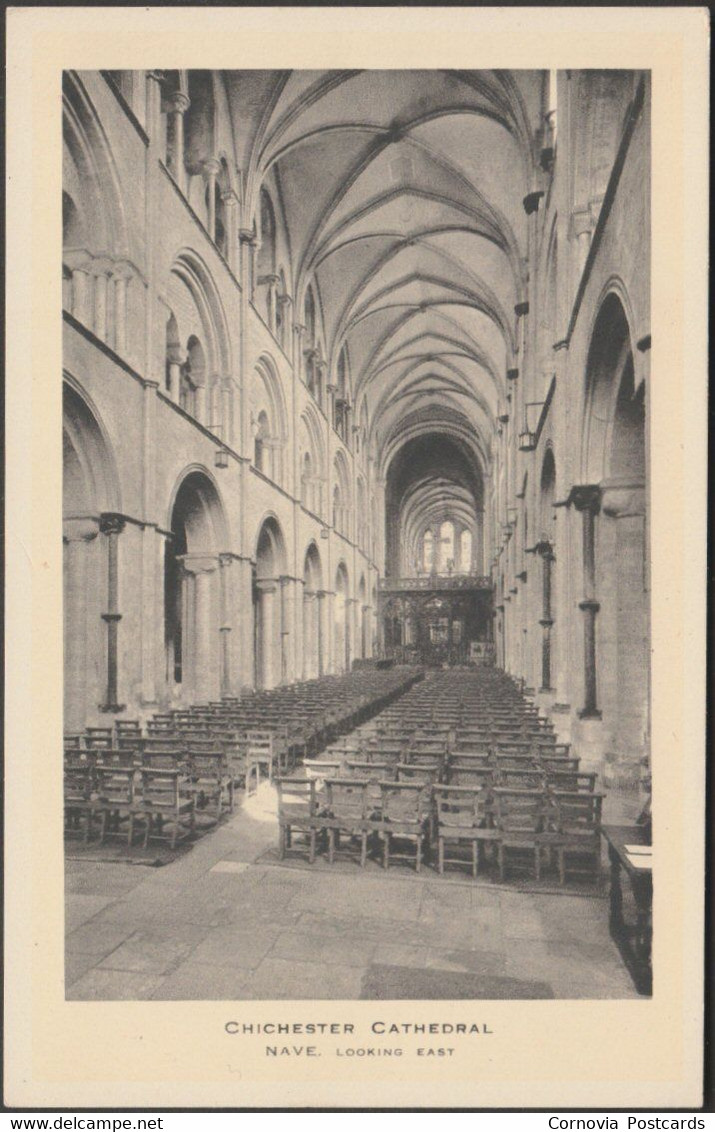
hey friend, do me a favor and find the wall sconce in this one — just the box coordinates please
[215,449,229,469]
[320,527,329,540]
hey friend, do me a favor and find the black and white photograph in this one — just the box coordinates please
[60,65,655,1003]
[5,4,708,1109]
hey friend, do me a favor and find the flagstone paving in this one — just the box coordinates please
[65,782,639,1001]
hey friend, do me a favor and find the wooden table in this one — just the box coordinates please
[601,824,652,995]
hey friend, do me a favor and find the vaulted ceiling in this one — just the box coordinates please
[223,69,545,545]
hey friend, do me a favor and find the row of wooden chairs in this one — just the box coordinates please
[65,764,198,849]
[277,777,603,884]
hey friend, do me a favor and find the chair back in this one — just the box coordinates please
[379,781,427,824]
[434,785,486,829]
[499,767,545,791]
[552,790,603,834]
[96,766,135,806]
[64,764,92,803]
[140,768,183,808]
[494,788,545,834]
[396,762,440,786]
[325,779,369,822]
[276,777,317,819]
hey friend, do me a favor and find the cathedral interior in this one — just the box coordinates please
[63,68,651,1001]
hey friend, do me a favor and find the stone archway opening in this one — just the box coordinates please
[165,471,226,704]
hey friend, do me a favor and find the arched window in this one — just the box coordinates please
[181,335,205,416]
[335,347,349,442]
[165,312,181,395]
[254,410,270,473]
[333,485,341,531]
[422,529,434,574]
[460,529,473,573]
[439,520,455,574]
[304,286,316,347]
[302,452,312,507]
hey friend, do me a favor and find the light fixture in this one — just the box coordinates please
[215,449,229,469]
[320,527,329,540]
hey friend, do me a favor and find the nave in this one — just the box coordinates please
[65,666,644,1001]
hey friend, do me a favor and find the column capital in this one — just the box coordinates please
[168,90,191,115]
[514,301,530,318]
[239,228,257,245]
[63,516,100,543]
[277,292,293,308]
[178,553,218,575]
[100,512,126,536]
[567,484,602,513]
[221,188,239,207]
[255,578,278,594]
[202,157,222,179]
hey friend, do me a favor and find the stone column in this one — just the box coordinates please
[112,267,129,356]
[92,261,110,341]
[279,575,292,685]
[302,591,315,679]
[194,382,207,425]
[218,553,234,697]
[72,265,91,326]
[256,580,278,690]
[166,90,190,193]
[277,292,292,354]
[166,345,185,402]
[571,485,602,718]
[601,478,648,781]
[292,322,306,382]
[233,556,255,689]
[316,590,329,676]
[179,554,218,702]
[239,229,257,302]
[535,538,555,692]
[203,158,221,244]
[99,512,126,713]
[221,190,239,272]
[63,517,100,732]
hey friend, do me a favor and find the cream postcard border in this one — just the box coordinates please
[5,5,709,1109]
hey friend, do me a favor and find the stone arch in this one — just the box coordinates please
[302,542,324,679]
[63,380,122,733]
[582,290,648,808]
[582,288,637,483]
[251,355,288,485]
[164,468,229,705]
[253,515,288,689]
[166,251,232,433]
[333,450,351,538]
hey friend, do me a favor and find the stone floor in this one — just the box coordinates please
[65,783,639,1001]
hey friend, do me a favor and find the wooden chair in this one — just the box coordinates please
[376,781,430,872]
[188,752,235,817]
[138,768,196,848]
[276,777,323,864]
[551,791,604,885]
[493,788,547,881]
[64,764,99,842]
[245,731,274,787]
[95,766,138,845]
[434,784,496,878]
[324,779,371,867]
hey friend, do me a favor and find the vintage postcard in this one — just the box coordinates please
[4,4,709,1110]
